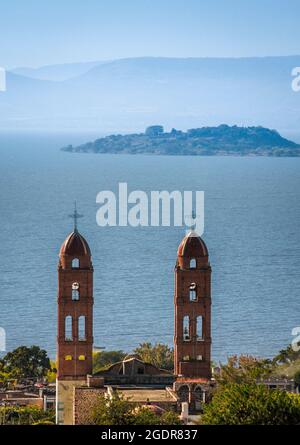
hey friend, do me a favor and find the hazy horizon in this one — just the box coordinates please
[9,53,300,71]
[1,0,300,68]
[1,2,300,136]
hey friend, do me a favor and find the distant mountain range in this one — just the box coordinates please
[1,56,300,134]
[62,125,300,157]
[11,60,110,81]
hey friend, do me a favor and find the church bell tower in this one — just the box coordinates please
[56,206,94,424]
[174,230,212,378]
[57,206,93,379]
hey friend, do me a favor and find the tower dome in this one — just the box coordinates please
[59,230,91,257]
[59,229,92,270]
[177,231,208,258]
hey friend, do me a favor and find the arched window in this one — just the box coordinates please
[197,316,203,341]
[194,385,204,401]
[65,316,72,341]
[78,355,86,361]
[183,316,190,341]
[78,316,86,341]
[65,355,72,361]
[177,385,189,402]
[72,282,80,301]
[190,258,196,269]
[72,258,80,268]
[189,283,197,301]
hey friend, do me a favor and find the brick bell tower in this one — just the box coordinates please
[56,206,94,425]
[57,207,94,380]
[174,230,212,379]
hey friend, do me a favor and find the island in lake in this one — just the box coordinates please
[62,125,300,157]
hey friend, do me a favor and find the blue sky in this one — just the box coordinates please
[0,0,299,68]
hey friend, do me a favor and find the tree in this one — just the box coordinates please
[133,407,161,425]
[201,383,300,425]
[215,355,273,386]
[0,406,55,425]
[92,393,135,425]
[93,350,126,373]
[273,344,300,365]
[134,407,182,425]
[133,343,174,370]
[92,394,181,425]
[2,345,51,379]
[46,360,57,383]
[160,411,182,425]
[294,370,300,387]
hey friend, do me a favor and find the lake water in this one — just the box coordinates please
[0,132,300,363]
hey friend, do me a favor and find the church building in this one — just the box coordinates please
[56,211,213,424]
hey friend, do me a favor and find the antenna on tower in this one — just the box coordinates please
[68,201,83,232]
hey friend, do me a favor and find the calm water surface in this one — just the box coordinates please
[0,133,300,362]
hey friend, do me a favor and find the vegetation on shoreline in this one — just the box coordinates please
[62,125,300,157]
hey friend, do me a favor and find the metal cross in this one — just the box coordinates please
[68,201,83,232]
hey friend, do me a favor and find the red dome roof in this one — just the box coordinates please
[177,231,208,257]
[59,230,91,256]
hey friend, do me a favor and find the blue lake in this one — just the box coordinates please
[0,132,300,363]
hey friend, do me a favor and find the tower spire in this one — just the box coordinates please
[69,201,83,232]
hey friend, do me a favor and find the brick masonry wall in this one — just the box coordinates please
[74,387,105,425]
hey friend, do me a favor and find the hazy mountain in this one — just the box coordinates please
[11,60,110,81]
[1,56,300,134]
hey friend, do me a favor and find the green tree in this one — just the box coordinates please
[92,394,181,425]
[3,345,51,379]
[92,393,135,425]
[216,355,273,386]
[93,350,126,373]
[0,406,55,425]
[133,343,174,370]
[273,344,300,365]
[46,360,57,383]
[134,407,181,425]
[160,411,182,425]
[133,407,161,425]
[201,384,300,425]
[294,370,300,387]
